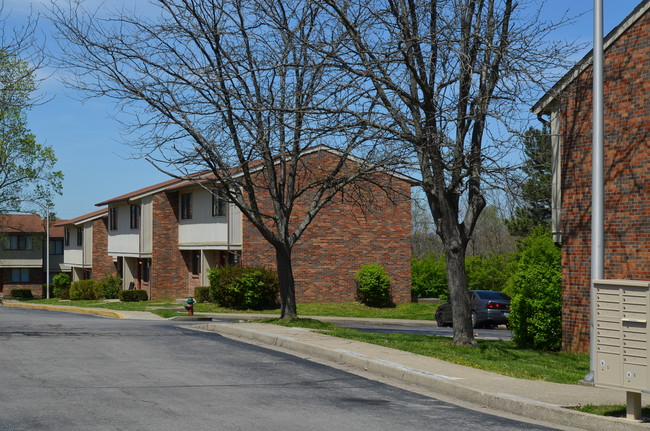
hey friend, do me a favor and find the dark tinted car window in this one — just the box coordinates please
[474,291,510,301]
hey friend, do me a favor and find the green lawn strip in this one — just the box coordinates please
[192,302,438,319]
[267,318,588,385]
[572,404,650,418]
[17,299,437,319]
[15,298,177,311]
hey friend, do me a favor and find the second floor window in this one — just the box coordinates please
[181,193,192,220]
[64,228,70,246]
[7,235,33,250]
[130,204,141,229]
[109,207,118,230]
[50,239,63,255]
[76,227,83,246]
[212,188,228,217]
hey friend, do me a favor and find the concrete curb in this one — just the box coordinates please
[1,301,126,319]
[193,323,649,431]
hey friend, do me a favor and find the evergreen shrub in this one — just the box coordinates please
[194,286,211,303]
[69,279,100,300]
[52,273,71,299]
[507,228,562,351]
[10,288,33,299]
[119,289,148,302]
[355,263,393,308]
[98,275,122,299]
[411,254,447,299]
[208,266,279,310]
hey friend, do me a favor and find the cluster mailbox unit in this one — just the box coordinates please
[595,279,650,420]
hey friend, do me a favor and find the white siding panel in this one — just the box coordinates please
[107,202,140,255]
[141,196,153,254]
[178,188,236,246]
[83,222,93,266]
[65,248,83,266]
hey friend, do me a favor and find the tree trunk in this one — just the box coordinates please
[446,246,477,346]
[275,244,298,319]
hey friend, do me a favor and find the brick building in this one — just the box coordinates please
[532,1,650,352]
[55,208,116,282]
[0,214,65,297]
[87,147,412,301]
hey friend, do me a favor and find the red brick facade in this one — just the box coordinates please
[91,218,118,278]
[150,192,190,299]
[241,151,412,303]
[552,8,650,352]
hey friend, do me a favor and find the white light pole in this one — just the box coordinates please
[45,204,50,299]
[589,0,604,383]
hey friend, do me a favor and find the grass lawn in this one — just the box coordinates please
[267,318,589,385]
[572,404,650,418]
[13,299,438,319]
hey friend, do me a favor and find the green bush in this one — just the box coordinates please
[119,289,148,302]
[411,254,447,299]
[208,265,279,310]
[355,263,393,308]
[508,229,562,351]
[41,283,54,299]
[194,286,211,303]
[52,273,71,299]
[465,253,516,292]
[97,275,122,299]
[10,288,33,299]
[69,279,100,301]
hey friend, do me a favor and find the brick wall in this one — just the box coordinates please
[241,151,412,304]
[558,10,650,352]
[91,218,118,278]
[1,268,43,297]
[151,192,188,299]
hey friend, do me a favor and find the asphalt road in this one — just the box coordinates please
[0,306,551,430]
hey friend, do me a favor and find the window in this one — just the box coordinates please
[130,204,141,229]
[7,235,33,250]
[11,268,29,283]
[109,207,118,230]
[76,227,83,246]
[192,251,201,275]
[212,188,228,217]
[141,259,150,283]
[181,193,193,219]
[50,239,63,255]
[64,228,70,246]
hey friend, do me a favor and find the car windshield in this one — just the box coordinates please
[474,291,510,301]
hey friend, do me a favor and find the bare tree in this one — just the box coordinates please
[318,0,579,345]
[50,0,403,318]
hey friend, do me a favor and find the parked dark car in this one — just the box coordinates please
[435,290,511,328]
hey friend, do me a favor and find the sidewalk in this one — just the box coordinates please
[3,300,648,430]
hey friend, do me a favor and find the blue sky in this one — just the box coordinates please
[6,0,643,220]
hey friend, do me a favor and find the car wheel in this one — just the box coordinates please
[471,311,477,329]
[435,310,446,327]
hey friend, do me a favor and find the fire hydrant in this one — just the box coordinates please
[184,296,195,316]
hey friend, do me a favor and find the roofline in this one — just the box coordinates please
[55,208,108,227]
[532,0,650,115]
[95,176,187,206]
[96,146,417,207]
